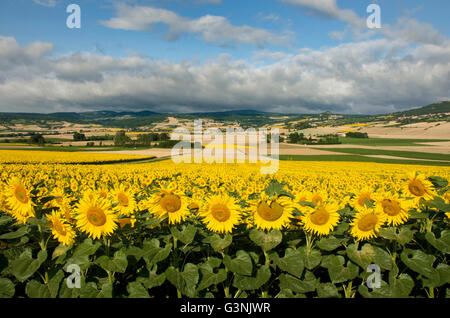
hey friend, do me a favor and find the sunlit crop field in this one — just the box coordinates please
[0,150,154,164]
[0,157,449,298]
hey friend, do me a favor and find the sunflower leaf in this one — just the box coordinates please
[232,265,271,290]
[425,230,450,254]
[223,250,253,276]
[10,249,47,282]
[0,278,15,298]
[249,229,282,252]
[203,233,232,252]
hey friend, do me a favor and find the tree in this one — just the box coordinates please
[114,131,131,146]
[73,131,86,141]
[30,133,45,145]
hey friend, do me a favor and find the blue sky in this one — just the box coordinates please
[0,0,449,114]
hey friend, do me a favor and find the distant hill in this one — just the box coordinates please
[392,101,450,117]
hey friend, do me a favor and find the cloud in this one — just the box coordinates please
[100,4,291,47]
[33,0,58,7]
[0,35,449,114]
[280,0,448,46]
[279,0,365,28]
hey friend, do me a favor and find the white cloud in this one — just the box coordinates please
[33,0,58,7]
[0,35,449,114]
[280,0,365,28]
[100,4,291,47]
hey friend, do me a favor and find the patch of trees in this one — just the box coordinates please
[287,132,341,145]
[113,131,171,147]
[345,132,368,138]
[29,133,45,145]
[73,132,114,141]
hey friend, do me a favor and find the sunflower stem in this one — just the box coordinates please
[426,287,435,298]
[177,289,182,298]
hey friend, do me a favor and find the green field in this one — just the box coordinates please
[313,148,450,162]
[279,155,450,166]
[338,137,448,146]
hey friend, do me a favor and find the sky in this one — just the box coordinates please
[0,0,449,114]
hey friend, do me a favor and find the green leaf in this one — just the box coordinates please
[271,248,304,278]
[317,283,340,298]
[372,246,394,271]
[297,247,322,270]
[278,271,318,294]
[0,215,13,226]
[97,283,113,298]
[203,234,232,252]
[0,226,28,239]
[422,263,450,288]
[141,239,172,266]
[52,244,72,260]
[10,249,48,282]
[379,227,415,245]
[346,244,374,269]
[265,181,288,197]
[0,278,15,298]
[127,281,149,298]
[400,249,437,280]
[321,255,359,284]
[233,265,271,290]
[425,230,450,254]
[138,269,166,290]
[25,280,51,298]
[166,263,199,297]
[223,250,253,276]
[316,236,343,251]
[249,229,282,251]
[197,263,228,291]
[95,250,128,273]
[170,224,197,245]
[428,176,448,189]
[72,238,101,258]
[358,273,414,298]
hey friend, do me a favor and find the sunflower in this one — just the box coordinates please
[350,187,374,209]
[5,177,35,223]
[295,190,312,207]
[75,193,118,239]
[250,192,294,230]
[402,172,435,203]
[200,194,241,233]
[375,192,412,226]
[47,211,76,246]
[300,202,340,236]
[113,184,136,216]
[350,207,386,241]
[309,190,328,206]
[149,188,189,224]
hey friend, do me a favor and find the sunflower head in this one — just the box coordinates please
[375,192,411,226]
[75,193,118,240]
[200,194,241,233]
[350,187,374,209]
[250,192,294,231]
[350,207,386,241]
[47,211,76,246]
[300,202,340,236]
[403,172,435,202]
[150,188,189,224]
[113,185,136,216]
[5,177,35,223]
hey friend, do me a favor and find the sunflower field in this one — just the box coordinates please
[0,158,449,298]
